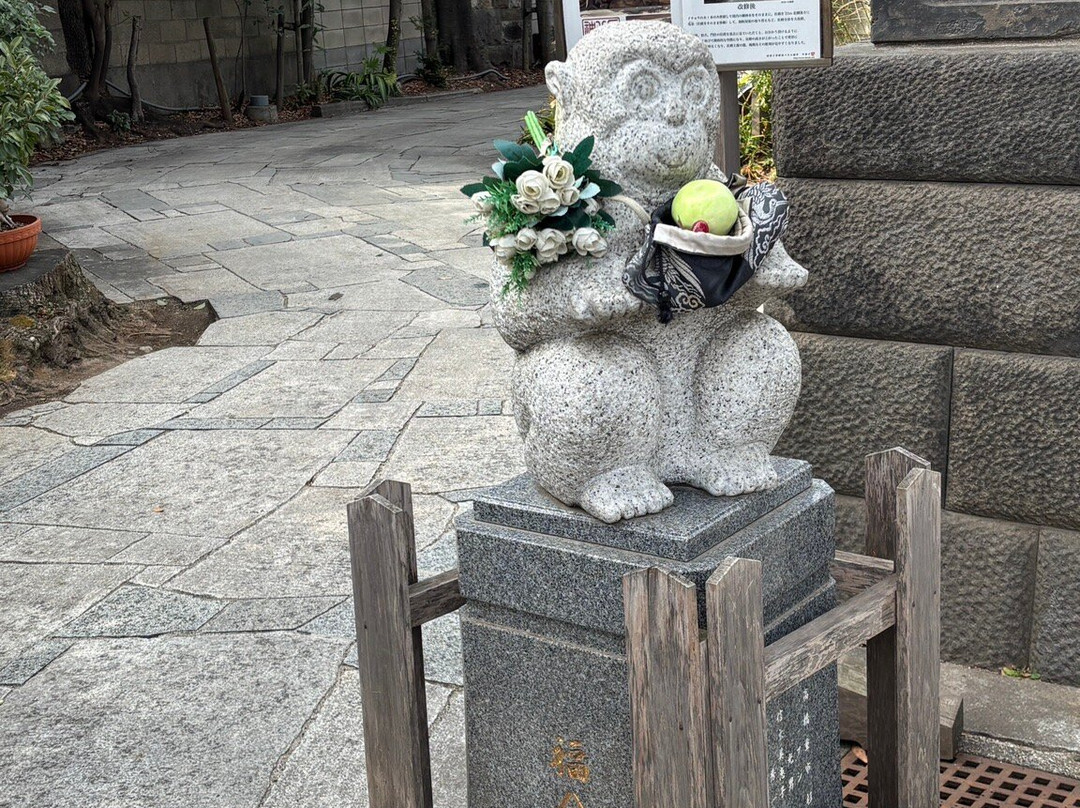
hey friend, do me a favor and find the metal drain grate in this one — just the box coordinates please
[841,749,1080,807]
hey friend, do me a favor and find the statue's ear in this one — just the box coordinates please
[546,61,573,106]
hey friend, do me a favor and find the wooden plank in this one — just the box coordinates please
[409,568,465,627]
[706,558,769,808]
[762,576,897,700]
[349,480,433,808]
[894,467,942,807]
[831,550,895,598]
[864,448,930,807]
[624,568,709,808]
[837,648,964,761]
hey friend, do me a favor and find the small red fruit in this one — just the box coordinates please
[692,220,710,233]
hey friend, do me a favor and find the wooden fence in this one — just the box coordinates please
[625,447,942,808]
[348,448,942,808]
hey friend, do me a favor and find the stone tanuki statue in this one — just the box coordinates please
[490,21,808,523]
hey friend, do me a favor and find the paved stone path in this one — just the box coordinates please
[0,86,546,807]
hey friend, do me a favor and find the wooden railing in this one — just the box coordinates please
[349,448,942,808]
[624,448,942,808]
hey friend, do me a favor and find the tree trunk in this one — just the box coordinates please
[384,0,402,73]
[275,13,285,109]
[420,0,438,61]
[81,0,106,103]
[301,0,315,83]
[437,0,488,73]
[56,0,92,80]
[203,17,234,124]
[292,0,303,87]
[126,16,142,123]
[537,0,555,64]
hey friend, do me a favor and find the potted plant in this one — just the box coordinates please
[0,1,73,272]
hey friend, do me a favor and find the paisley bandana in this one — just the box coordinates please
[623,181,790,322]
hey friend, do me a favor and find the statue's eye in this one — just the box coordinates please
[683,71,709,106]
[633,70,661,105]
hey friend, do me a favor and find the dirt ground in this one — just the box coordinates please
[0,298,214,417]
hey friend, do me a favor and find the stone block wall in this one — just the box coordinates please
[772,39,1080,685]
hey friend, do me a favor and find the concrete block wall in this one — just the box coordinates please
[36,0,425,109]
[314,0,423,76]
[771,39,1080,685]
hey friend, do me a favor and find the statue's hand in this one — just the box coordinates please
[569,283,644,322]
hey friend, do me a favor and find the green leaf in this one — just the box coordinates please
[460,182,487,197]
[596,210,615,227]
[494,139,538,163]
[593,178,623,197]
[571,136,594,162]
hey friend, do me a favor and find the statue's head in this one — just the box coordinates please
[546,22,721,197]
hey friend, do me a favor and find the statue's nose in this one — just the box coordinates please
[664,97,686,125]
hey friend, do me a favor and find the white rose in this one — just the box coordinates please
[583,197,600,215]
[515,170,548,202]
[537,188,561,215]
[571,227,608,258]
[515,227,538,251]
[472,192,494,214]
[491,234,518,263]
[558,186,580,207]
[511,194,540,215]
[534,228,568,264]
[542,156,575,189]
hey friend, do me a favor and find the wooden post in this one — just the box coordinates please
[863,448,930,806]
[126,15,143,124]
[894,466,942,805]
[716,70,740,177]
[203,18,234,125]
[624,568,709,808]
[706,558,769,808]
[349,480,433,808]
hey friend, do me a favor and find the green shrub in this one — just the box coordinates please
[0,0,54,56]
[0,36,72,210]
[322,53,399,109]
[414,52,448,89]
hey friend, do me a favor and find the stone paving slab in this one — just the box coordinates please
[0,562,140,667]
[65,346,268,403]
[191,359,393,420]
[5,429,352,537]
[0,633,346,808]
[0,85,550,806]
[57,584,224,637]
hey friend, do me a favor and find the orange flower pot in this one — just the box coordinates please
[0,214,42,273]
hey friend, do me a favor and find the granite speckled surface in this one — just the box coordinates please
[490,22,808,523]
[458,477,835,635]
[473,457,811,561]
[461,593,840,808]
[459,470,842,807]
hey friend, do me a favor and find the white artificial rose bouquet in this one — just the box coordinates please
[461,112,622,294]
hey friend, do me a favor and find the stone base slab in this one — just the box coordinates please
[462,598,842,808]
[458,477,836,635]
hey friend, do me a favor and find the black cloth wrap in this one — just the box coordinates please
[622,180,790,323]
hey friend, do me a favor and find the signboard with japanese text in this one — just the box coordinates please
[557,0,831,69]
[673,0,832,69]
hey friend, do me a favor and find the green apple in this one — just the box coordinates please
[672,179,739,235]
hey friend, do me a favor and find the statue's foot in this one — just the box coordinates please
[687,449,778,497]
[579,466,673,523]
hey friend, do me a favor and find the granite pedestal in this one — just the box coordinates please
[456,458,843,808]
